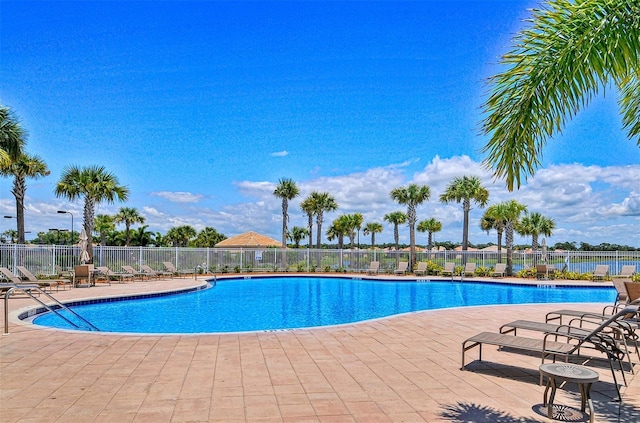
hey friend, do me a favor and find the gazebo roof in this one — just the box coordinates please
[214,231,282,248]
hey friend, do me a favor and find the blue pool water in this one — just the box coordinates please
[33,276,616,333]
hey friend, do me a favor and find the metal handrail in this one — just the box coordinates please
[3,284,100,334]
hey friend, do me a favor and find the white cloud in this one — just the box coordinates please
[270,150,289,157]
[150,191,203,203]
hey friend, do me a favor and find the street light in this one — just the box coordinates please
[57,210,74,244]
[48,228,68,244]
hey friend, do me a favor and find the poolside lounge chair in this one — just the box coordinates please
[122,265,146,281]
[613,265,637,281]
[591,264,610,281]
[95,266,134,283]
[414,262,428,276]
[141,264,171,279]
[463,262,476,278]
[1,267,25,285]
[536,264,555,280]
[613,279,630,305]
[366,261,380,275]
[491,263,506,278]
[74,264,95,287]
[440,262,455,277]
[500,314,639,382]
[1,267,41,295]
[394,261,409,275]
[163,261,192,278]
[16,266,70,291]
[462,306,638,401]
[625,281,640,303]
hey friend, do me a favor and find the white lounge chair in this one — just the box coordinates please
[491,263,506,278]
[440,262,455,277]
[394,261,409,275]
[414,262,428,276]
[591,265,610,281]
[366,261,380,275]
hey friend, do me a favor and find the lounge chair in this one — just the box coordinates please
[414,262,428,276]
[141,264,171,279]
[462,306,638,401]
[613,279,629,305]
[440,262,455,277]
[95,266,134,283]
[73,264,95,287]
[366,261,380,275]
[394,261,409,275]
[491,263,506,278]
[613,265,637,281]
[591,264,609,281]
[463,262,476,278]
[625,281,640,303]
[1,267,41,295]
[1,267,25,285]
[122,265,146,281]
[16,266,71,291]
[500,316,639,382]
[536,264,555,280]
[163,261,192,278]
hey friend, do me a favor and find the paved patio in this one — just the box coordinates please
[1,276,640,422]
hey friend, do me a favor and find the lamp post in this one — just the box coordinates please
[57,210,74,244]
[48,228,68,245]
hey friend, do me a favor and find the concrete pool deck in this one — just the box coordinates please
[1,274,639,422]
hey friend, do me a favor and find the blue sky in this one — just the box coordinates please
[2,1,639,247]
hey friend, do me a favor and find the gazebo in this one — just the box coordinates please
[214,231,281,248]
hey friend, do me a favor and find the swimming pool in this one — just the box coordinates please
[33,276,616,333]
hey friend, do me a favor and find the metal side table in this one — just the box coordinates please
[539,363,599,423]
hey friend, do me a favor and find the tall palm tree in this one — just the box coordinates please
[482,1,640,190]
[417,218,442,251]
[490,200,527,275]
[440,176,489,251]
[273,178,299,247]
[343,213,363,249]
[481,203,512,263]
[383,211,407,252]
[0,106,25,167]
[390,184,431,270]
[517,211,556,252]
[288,226,309,249]
[94,214,116,246]
[300,195,316,250]
[114,207,146,246]
[326,216,349,249]
[55,165,129,261]
[363,222,383,249]
[310,191,338,249]
[1,152,50,243]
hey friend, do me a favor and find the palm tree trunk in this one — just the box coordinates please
[505,223,514,276]
[13,176,26,244]
[84,197,95,262]
[408,205,416,270]
[462,200,470,251]
[316,213,323,249]
[497,228,503,263]
[307,214,313,250]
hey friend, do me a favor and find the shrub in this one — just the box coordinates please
[476,266,491,277]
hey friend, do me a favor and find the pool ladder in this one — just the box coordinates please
[3,284,100,334]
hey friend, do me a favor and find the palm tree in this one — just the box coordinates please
[1,152,50,243]
[193,227,227,247]
[439,176,489,251]
[390,184,431,270]
[363,222,383,249]
[130,225,154,247]
[342,213,363,249]
[481,1,640,190]
[310,191,338,249]
[383,211,407,252]
[165,225,197,247]
[517,211,556,252]
[300,195,316,250]
[490,200,527,275]
[326,216,349,249]
[417,218,442,251]
[480,203,507,263]
[273,178,300,248]
[93,214,116,246]
[288,226,309,248]
[0,106,25,167]
[55,165,129,261]
[114,207,145,246]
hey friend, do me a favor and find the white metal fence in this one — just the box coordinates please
[1,244,638,277]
